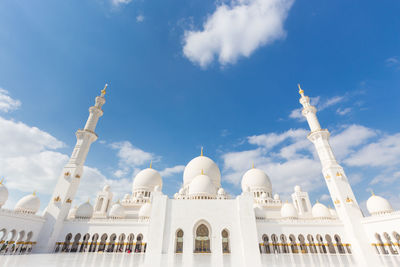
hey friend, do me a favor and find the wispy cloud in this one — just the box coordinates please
[136,15,145,23]
[111,0,132,7]
[0,88,21,113]
[182,0,295,68]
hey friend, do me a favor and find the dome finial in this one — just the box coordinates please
[370,189,375,196]
[87,198,90,203]
[316,199,319,203]
[149,160,153,169]
[201,146,204,156]
[33,190,36,196]
[101,83,108,97]
[252,162,255,169]
[0,178,3,184]
[297,84,304,95]
[201,169,204,175]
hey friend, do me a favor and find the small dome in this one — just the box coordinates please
[0,182,9,207]
[261,192,267,199]
[329,208,337,218]
[312,202,331,219]
[139,203,152,219]
[273,194,280,200]
[75,201,93,219]
[241,168,272,193]
[218,188,225,195]
[254,204,265,218]
[103,185,110,192]
[294,185,301,192]
[174,193,178,199]
[178,188,185,195]
[367,194,393,216]
[68,206,78,219]
[188,174,217,196]
[183,155,221,188]
[123,194,130,200]
[109,202,125,219]
[281,202,298,219]
[15,193,40,214]
[132,168,162,192]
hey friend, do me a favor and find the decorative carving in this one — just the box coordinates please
[325,174,331,179]
[54,196,61,202]
[66,198,72,203]
[75,174,81,179]
[64,172,70,177]
[336,172,342,177]
[334,199,340,205]
[346,197,353,203]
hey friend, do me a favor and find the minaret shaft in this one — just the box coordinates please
[298,86,379,266]
[35,89,106,253]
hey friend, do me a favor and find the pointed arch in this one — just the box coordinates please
[79,233,90,252]
[117,234,126,252]
[289,234,298,254]
[62,233,73,252]
[307,234,317,254]
[126,234,134,253]
[334,234,345,254]
[175,229,184,253]
[262,234,270,254]
[316,234,326,254]
[98,234,108,252]
[135,234,143,253]
[222,229,230,253]
[71,233,81,252]
[325,234,336,254]
[193,220,211,253]
[280,234,289,253]
[383,232,398,255]
[89,234,99,252]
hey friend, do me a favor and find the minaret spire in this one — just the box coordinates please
[298,85,379,266]
[36,85,107,252]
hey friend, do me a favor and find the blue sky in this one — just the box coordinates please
[0,0,400,213]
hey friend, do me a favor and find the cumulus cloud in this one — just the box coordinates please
[110,141,154,167]
[0,88,21,113]
[344,133,400,167]
[221,124,400,201]
[183,0,294,67]
[336,107,351,116]
[160,165,185,177]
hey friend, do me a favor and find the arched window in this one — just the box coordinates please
[334,235,345,254]
[175,229,184,253]
[301,199,308,212]
[375,233,387,255]
[316,234,326,254]
[325,234,336,254]
[89,234,99,252]
[280,234,289,253]
[13,230,25,254]
[24,231,33,254]
[107,234,117,252]
[298,235,307,254]
[135,234,143,253]
[289,234,298,254]
[80,233,90,252]
[271,234,280,253]
[383,232,398,255]
[70,233,81,252]
[126,234,134,253]
[117,234,126,253]
[98,234,108,252]
[393,231,400,251]
[222,229,230,253]
[262,234,270,254]
[62,233,72,252]
[194,224,210,253]
[307,235,317,254]
[96,198,104,211]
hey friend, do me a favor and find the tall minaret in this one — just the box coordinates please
[298,85,379,266]
[35,85,108,252]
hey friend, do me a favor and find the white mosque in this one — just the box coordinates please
[0,85,399,267]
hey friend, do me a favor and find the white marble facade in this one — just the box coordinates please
[0,85,399,267]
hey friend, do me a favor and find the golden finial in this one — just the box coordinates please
[101,83,108,97]
[297,84,304,95]
[370,190,375,196]
[149,160,153,169]
[316,199,319,203]
[285,200,289,203]
[252,162,255,169]
[201,146,204,157]
[87,198,90,203]
[0,178,3,185]
[201,169,204,175]
[33,190,36,196]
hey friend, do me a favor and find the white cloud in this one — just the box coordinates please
[111,0,132,6]
[110,141,153,167]
[160,165,185,177]
[0,88,21,113]
[183,0,294,67]
[248,128,308,150]
[344,133,400,167]
[336,107,351,116]
[385,56,399,67]
[136,15,145,22]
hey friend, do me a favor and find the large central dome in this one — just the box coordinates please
[183,155,221,188]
